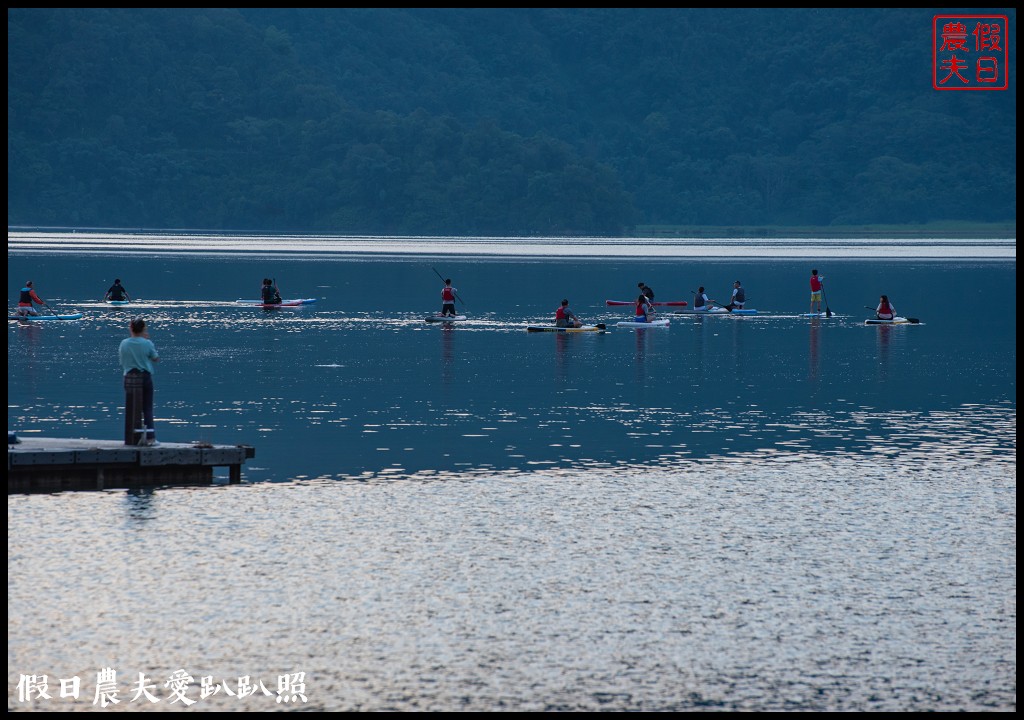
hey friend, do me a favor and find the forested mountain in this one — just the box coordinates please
[7,8,1017,235]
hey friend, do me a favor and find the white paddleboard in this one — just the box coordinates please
[615,318,670,328]
[425,315,467,323]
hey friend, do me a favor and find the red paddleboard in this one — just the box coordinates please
[605,300,687,306]
[235,298,318,307]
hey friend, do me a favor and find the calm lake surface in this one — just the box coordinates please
[7,235,1016,711]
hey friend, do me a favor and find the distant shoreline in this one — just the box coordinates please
[634,222,1016,240]
[7,230,1014,260]
[7,222,1017,241]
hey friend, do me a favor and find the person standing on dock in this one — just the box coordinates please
[119,317,160,446]
[15,280,46,316]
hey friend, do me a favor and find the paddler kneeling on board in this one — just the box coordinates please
[261,278,282,305]
[104,278,131,303]
[16,280,46,317]
[555,299,583,328]
[728,280,745,310]
[635,292,655,322]
[691,287,714,312]
[875,294,895,320]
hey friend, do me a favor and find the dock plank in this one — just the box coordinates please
[8,436,255,493]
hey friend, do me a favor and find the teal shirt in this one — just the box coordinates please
[119,337,159,375]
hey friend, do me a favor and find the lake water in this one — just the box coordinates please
[7,235,1016,711]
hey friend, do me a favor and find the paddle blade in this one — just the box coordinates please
[825,306,832,318]
[596,323,606,330]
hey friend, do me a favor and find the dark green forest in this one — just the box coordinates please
[7,8,1017,235]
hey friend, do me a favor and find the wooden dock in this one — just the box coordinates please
[8,436,255,493]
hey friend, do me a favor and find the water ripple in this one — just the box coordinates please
[8,450,1015,711]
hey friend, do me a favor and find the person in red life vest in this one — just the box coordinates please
[16,280,46,317]
[555,299,582,328]
[809,269,825,314]
[875,294,896,320]
[635,292,655,322]
[440,279,458,317]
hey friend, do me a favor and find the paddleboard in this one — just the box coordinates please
[865,317,920,325]
[801,312,833,318]
[235,298,318,306]
[527,324,607,333]
[674,307,757,315]
[9,313,84,321]
[106,299,131,306]
[425,315,467,323]
[606,300,688,306]
[615,318,670,328]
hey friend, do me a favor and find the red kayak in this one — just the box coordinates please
[606,300,688,307]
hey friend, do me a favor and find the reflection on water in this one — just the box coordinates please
[808,318,821,382]
[7,230,1016,258]
[7,442,1016,712]
[875,323,892,378]
[633,328,648,384]
[122,487,158,525]
[554,331,570,382]
[432,323,457,387]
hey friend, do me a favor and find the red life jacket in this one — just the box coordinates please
[878,300,893,317]
[555,306,566,320]
[441,287,455,302]
[810,276,822,291]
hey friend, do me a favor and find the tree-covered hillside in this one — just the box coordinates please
[7,8,1016,235]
